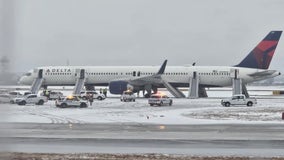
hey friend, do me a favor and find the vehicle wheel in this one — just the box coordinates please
[144,93,150,98]
[247,102,253,106]
[169,100,172,106]
[150,104,153,106]
[19,101,26,106]
[225,102,230,107]
[98,96,103,100]
[80,103,87,108]
[61,103,67,108]
[37,100,44,105]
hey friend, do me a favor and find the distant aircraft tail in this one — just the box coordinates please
[235,31,282,69]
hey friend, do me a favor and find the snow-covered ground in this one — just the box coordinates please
[1,95,284,124]
[1,85,284,124]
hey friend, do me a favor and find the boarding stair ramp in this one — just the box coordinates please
[30,69,44,94]
[73,69,86,95]
[230,68,249,97]
[162,79,186,98]
[188,71,200,98]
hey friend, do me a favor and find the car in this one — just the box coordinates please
[148,93,173,106]
[40,90,63,100]
[8,91,23,98]
[120,90,136,102]
[80,91,105,100]
[221,94,257,107]
[55,95,88,108]
[14,94,48,105]
[0,94,11,103]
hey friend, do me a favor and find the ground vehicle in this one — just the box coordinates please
[14,94,48,105]
[221,94,257,107]
[55,95,88,108]
[8,91,22,98]
[80,91,105,100]
[41,90,63,100]
[120,90,136,102]
[148,93,173,106]
[0,94,11,103]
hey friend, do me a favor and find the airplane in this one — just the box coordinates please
[19,31,282,97]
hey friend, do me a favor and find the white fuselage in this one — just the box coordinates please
[19,65,280,88]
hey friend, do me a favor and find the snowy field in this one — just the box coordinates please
[1,86,284,124]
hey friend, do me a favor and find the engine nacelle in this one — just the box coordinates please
[109,81,130,94]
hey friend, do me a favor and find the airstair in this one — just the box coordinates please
[162,80,186,98]
[188,72,199,98]
[73,69,86,95]
[231,69,249,98]
[30,69,44,94]
[231,69,242,95]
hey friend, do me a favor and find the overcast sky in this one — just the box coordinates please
[1,0,284,73]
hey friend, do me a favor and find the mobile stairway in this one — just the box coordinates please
[73,69,86,95]
[30,69,44,94]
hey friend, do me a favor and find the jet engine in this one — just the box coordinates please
[109,81,133,94]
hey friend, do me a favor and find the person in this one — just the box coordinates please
[45,90,50,99]
[103,88,107,97]
[89,94,94,106]
[100,88,102,94]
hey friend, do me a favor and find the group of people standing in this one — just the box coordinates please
[100,88,108,97]
[86,93,94,106]
[86,88,107,106]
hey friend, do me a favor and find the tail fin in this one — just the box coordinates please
[235,31,282,69]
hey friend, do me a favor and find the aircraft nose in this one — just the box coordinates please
[18,76,26,85]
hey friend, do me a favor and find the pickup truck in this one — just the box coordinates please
[14,94,48,105]
[120,90,136,102]
[221,94,257,107]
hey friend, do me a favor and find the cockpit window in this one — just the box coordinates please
[24,69,34,76]
[25,73,32,76]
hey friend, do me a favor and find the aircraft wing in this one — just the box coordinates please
[115,60,167,86]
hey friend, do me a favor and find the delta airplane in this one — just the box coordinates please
[19,31,282,97]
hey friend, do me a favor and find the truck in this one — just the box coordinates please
[120,90,136,102]
[14,94,48,105]
[221,94,257,107]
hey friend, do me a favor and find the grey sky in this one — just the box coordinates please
[1,0,284,73]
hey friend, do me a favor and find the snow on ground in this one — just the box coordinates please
[1,96,284,124]
[1,85,284,124]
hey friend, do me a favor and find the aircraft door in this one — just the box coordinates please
[80,69,85,79]
[38,69,43,78]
